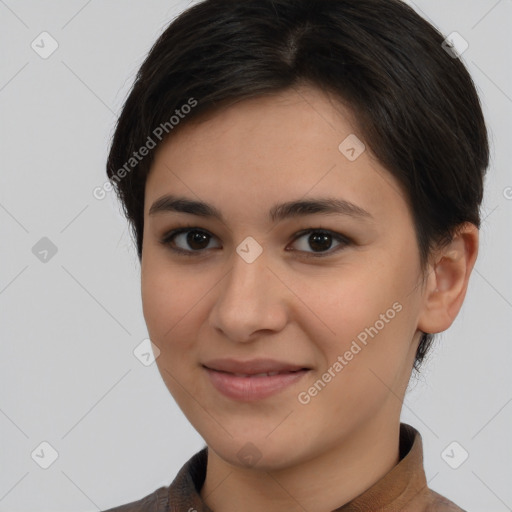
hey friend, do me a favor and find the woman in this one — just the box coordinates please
[103,0,489,510]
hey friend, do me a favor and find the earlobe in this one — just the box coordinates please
[417,223,479,335]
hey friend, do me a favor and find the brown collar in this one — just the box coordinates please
[167,423,464,512]
[333,422,428,511]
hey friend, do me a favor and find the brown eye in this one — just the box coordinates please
[308,232,334,252]
[184,230,210,250]
[289,229,351,257]
[160,227,351,258]
[161,228,221,255]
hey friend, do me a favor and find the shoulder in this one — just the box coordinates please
[101,485,169,512]
[425,489,467,512]
[101,447,208,512]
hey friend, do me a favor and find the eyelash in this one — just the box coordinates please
[159,225,352,259]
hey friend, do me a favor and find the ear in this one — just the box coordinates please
[417,223,479,335]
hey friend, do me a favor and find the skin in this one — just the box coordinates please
[140,86,479,512]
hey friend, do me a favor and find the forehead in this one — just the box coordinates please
[144,87,408,226]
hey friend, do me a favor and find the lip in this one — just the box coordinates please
[202,358,311,402]
[204,367,310,401]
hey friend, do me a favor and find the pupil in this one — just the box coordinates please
[309,232,332,252]
[188,231,209,250]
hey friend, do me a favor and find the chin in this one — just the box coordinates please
[207,433,305,472]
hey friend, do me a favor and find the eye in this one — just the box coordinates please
[288,229,351,258]
[160,227,220,256]
[160,226,351,258]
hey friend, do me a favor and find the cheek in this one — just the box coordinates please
[141,262,206,402]
[292,261,406,349]
[300,303,415,436]
[141,259,199,351]
[296,254,419,387]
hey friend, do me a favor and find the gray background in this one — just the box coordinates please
[0,1,511,511]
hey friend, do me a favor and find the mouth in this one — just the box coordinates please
[201,359,311,401]
[202,357,311,375]
[210,369,307,377]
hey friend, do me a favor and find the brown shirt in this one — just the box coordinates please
[103,423,466,512]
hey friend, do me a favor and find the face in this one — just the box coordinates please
[141,86,426,470]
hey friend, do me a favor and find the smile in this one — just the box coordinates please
[203,367,310,401]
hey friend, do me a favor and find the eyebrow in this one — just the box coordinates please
[148,194,373,223]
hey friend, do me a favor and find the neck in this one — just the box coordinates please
[200,416,401,512]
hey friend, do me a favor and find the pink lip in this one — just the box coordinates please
[203,367,310,401]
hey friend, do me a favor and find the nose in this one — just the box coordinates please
[208,245,288,343]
